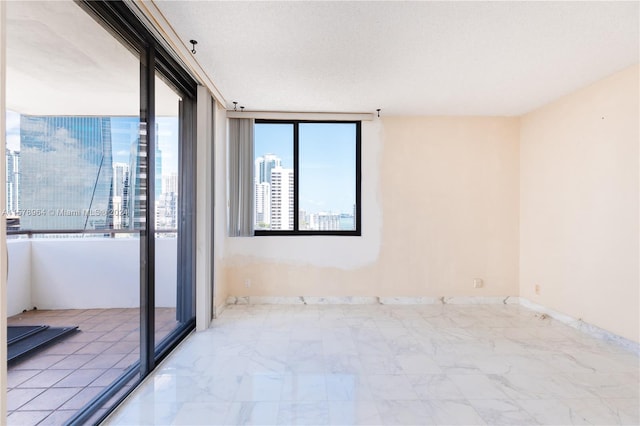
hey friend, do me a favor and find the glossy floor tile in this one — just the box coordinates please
[106,304,639,425]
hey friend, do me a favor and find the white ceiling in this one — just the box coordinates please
[155,1,639,116]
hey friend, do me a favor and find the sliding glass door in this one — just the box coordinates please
[4,1,197,423]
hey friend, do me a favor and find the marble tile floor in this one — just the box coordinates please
[106,304,639,425]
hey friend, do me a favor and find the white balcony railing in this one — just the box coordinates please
[7,235,177,316]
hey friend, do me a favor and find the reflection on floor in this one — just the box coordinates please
[7,307,178,425]
[106,304,639,426]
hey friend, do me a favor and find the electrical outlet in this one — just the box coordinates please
[535,284,540,295]
[473,278,483,288]
[245,279,251,288]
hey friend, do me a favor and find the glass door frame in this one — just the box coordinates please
[64,1,198,424]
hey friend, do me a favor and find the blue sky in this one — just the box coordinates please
[255,122,356,214]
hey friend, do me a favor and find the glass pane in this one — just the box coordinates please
[154,74,182,346]
[5,0,141,423]
[18,116,115,230]
[254,123,294,231]
[299,123,357,231]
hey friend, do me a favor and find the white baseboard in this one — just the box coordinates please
[222,294,638,354]
[519,298,639,355]
[213,300,227,318]
[225,295,520,306]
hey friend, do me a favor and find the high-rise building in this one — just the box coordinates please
[155,192,178,230]
[127,134,146,230]
[316,212,341,230]
[5,149,20,215]
[156,172,178,232]
[126,124,168,230]
[19,116,114,230]
[112,195,124,229]
[270,166,294,230]
[254,154,282,229]
[112,163,129,229]
[255,154,281,185]
[113,162,129,198]
[300,210,344,231]
[162,172,178,195]
[155,135,163,199]
[255,181,271,227]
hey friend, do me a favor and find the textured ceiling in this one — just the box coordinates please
[155,1,639,116]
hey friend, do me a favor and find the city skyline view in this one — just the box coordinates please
[7,111,179,172]
[6,111,355,232]
[254,122,357,231]
[4,110,179,231]
[255,122,356,214]
[19,115,114,230]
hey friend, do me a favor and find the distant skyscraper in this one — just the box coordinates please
[5,149,20,215]
[270,166,294,230]
[19,116,114,230]
[255,181,271,227]
[162,172,178,195]
[155,133,162,199]
[113,162,129,199]
[316,212,340,230]
[112,163,129,229]
[155,192,178,230]
[155,171,179,231]
[299,209,308,230]
[254,154,285,229]
[125,124,167,229]
[127,134,146,230]
[255,154,281,185]
[300,210,346,231]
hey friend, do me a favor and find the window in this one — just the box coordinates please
[254,121,361,236]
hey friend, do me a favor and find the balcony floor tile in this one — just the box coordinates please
[7,307,178,423]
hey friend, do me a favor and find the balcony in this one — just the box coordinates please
[6,233,179,425]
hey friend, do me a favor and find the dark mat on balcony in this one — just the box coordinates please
[7,325,49,345]
[8,325,79,363]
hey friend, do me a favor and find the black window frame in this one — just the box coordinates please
[254,119,361,237]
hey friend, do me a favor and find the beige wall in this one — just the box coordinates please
[223,116,521,299]
[520,64,639,342]
[217,64,638,343]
